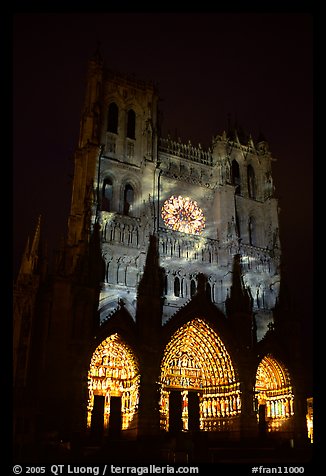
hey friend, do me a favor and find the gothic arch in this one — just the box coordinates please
[174,275,181,297]
[105,95,124,117]
[104,97,124,139]
[190,278,197,298]
[123,184,134,216]
[119,176,141,216]
[87,333,140,432]
[159,318,241,432]
[101,176,114,212]
[106,96,123,111]
[124,100,144,141]
[231,159,241,194]
[255,354,294,432]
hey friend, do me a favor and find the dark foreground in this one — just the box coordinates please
[13,432,316,472]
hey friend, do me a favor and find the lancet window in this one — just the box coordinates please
[107,102,118,133]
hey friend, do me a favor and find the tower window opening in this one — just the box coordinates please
[127,109,136,139]
[174,276,181,297]
[231,159,241,194]
[102,178,113,212]
[190,279,196,298]
[107,102,118,133]
[247,164,256,199]
[123,184,134,216]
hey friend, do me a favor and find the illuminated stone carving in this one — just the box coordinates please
[87,334,139,431]
[255,354,294,431]
[159,318,241,431]
[306,397,313,443]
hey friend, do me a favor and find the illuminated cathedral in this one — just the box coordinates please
[13,50,312,461]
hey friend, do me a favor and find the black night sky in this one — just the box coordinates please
[13,12,313,380]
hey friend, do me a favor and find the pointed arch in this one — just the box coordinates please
[159,318,241,432]
[127,109,136,139]
[123,184,134,215]
[190,279,197,298]
[231,159,241,194]
[174,276,181,297]
[102,177,113,211]
[255,354,294,432]
[87,334,140,432]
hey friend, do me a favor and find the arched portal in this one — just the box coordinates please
[255,354,294,433]
[160,318,241,432]
[87,334,139,433]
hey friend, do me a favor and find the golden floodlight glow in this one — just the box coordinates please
[87,334,139,431]
[159,318,241,432]
[255,354,294,430]
[306,397,313,443]
[161,195,206,235]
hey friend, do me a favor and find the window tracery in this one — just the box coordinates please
[161,195,205,235]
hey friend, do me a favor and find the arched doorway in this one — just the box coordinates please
[159,318,241,432]
[87,334,139,435]
[255,354,294,433]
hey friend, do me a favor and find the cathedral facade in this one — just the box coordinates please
[13,51,310,459]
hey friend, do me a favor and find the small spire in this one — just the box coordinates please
[18,236,31,276]
[137,235,164,298]
[30,214,42,259]
[17,215,42,277]
[225,254,253,316]
[248,134,255,148]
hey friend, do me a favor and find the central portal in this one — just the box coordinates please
[159,318,241,432]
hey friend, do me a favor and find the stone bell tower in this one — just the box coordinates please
[65,48,161,325]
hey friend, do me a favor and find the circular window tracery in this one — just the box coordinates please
[161,195,206,235]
